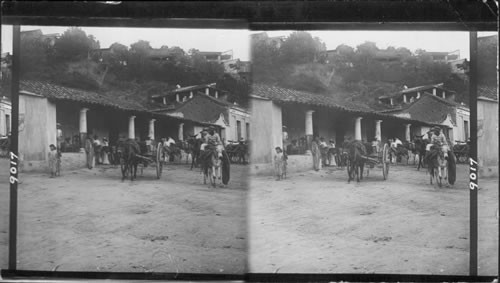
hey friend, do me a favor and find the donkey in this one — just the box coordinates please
[121,139,140,181]
[347,140,366,183]
[427,145,448,187]
[202,147,223,187]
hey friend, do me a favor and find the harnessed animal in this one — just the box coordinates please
[426,145,448,187]
[119,139,141,181]
[346,140,366,183]
[201,145,223,187]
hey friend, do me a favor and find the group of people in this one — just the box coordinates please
[84,134,111,169]
[312,136,337,171]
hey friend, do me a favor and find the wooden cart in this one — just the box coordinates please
[120,141,166,180]
[348,143,390,181]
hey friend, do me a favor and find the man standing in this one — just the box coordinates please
[311,136,321,171]
[84,135,94,169]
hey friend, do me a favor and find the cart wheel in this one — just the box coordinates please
[382,144,390,180]
[156,145,163,179]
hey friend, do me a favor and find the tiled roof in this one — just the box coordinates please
[384,93,459,125]
[252,83,374,113]
[18,80,218,126]
[20,80,149,111]
[162,94,229,124]
[252,83,432,125]
[478,84,498,101]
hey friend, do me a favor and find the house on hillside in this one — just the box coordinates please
[221,59,251,81]
[17,80,216,172]
[0,96,11,137]
[150,83,250,143]
[250,84,432,174]
[422,50,460,63]
[21,29,60,46]
[198,50,233,63]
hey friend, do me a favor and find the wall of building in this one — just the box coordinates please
[454,107,470,143]
[282,104,306,143]
[0,100,11,136]
[19,94,57,172]
[478,99,498,177]
[314,110,337,141]
[250,98,282,169]
[228,108,250,142]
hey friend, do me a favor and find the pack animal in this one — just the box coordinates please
[120,139,140,181]
[346,140,366,183]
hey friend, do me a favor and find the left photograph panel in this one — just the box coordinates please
[0,25,250,273]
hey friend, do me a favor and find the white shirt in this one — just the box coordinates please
[165,138,175,147]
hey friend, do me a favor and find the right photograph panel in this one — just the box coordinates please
[248,30,498,275]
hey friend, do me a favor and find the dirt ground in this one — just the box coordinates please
[249,163,498,275]
[0,158,247,274]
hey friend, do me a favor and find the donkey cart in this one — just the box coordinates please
[347,143,390,181]
[120,141,166,180]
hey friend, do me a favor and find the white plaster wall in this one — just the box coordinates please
[250,98,281,166]
[478,100,498,177]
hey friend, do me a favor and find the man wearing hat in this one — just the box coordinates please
[426,126,449,158]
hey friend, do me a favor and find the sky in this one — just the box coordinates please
[263,30,476,59]
[2,25,497,61]
[1,25,251,61]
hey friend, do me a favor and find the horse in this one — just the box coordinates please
[201,146,223,187]
[426,145,448,187]
[346,140,366,183]
[120,139,140,181]
[413,135,428,170]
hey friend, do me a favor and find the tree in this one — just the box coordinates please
[54,27,100,62]
[279,31,324,64]
[19,34,53,79]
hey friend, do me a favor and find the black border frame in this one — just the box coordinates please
[1,1,498,281]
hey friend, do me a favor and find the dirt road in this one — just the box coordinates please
[249,163,498,275]
[0,159,247,274]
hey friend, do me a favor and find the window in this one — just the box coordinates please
[5,114,10,134]
[246,122,250,140]
[464,120,469,140]
[236,120,242,141]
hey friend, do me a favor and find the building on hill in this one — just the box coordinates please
[422,50,460,63]
[16,80,217,172]
[221,59,251,81]
[21,29,60,46]
[150,83,250,143]
[198,50,233,63]
[250,84,433,175]
[378,83,457,106]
